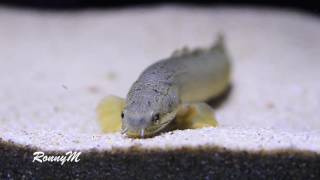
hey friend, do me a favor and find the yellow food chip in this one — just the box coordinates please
[96,95,125,133]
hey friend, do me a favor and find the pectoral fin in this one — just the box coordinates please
[96,95,125,133]
[175,103,218,129]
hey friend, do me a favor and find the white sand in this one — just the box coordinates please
[0,6,319,152]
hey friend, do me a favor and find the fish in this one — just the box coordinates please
[97,34,231,138]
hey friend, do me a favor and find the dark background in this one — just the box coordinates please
[0,0,319,15]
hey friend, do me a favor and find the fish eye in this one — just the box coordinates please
[152,113,160,124]
[121,112,124,119]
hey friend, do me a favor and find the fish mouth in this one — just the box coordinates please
[122,108,179,138]
[124,120,172,138]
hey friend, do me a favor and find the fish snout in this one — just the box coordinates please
[125,117,150,132]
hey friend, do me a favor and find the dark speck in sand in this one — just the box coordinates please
[266,102,275,109]
[87,86,101,94]
[62,84,68,90]
[106,71,117,81]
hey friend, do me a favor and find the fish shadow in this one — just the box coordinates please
[206,84,233,109]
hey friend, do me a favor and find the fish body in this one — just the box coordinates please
[122,36,231,137]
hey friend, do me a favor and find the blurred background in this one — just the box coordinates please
[0,0,319,15]
[0,0,320,133]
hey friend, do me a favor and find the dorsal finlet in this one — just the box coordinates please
[170,33,226,58]
[211,33,225,52]
[171,46,190,58]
